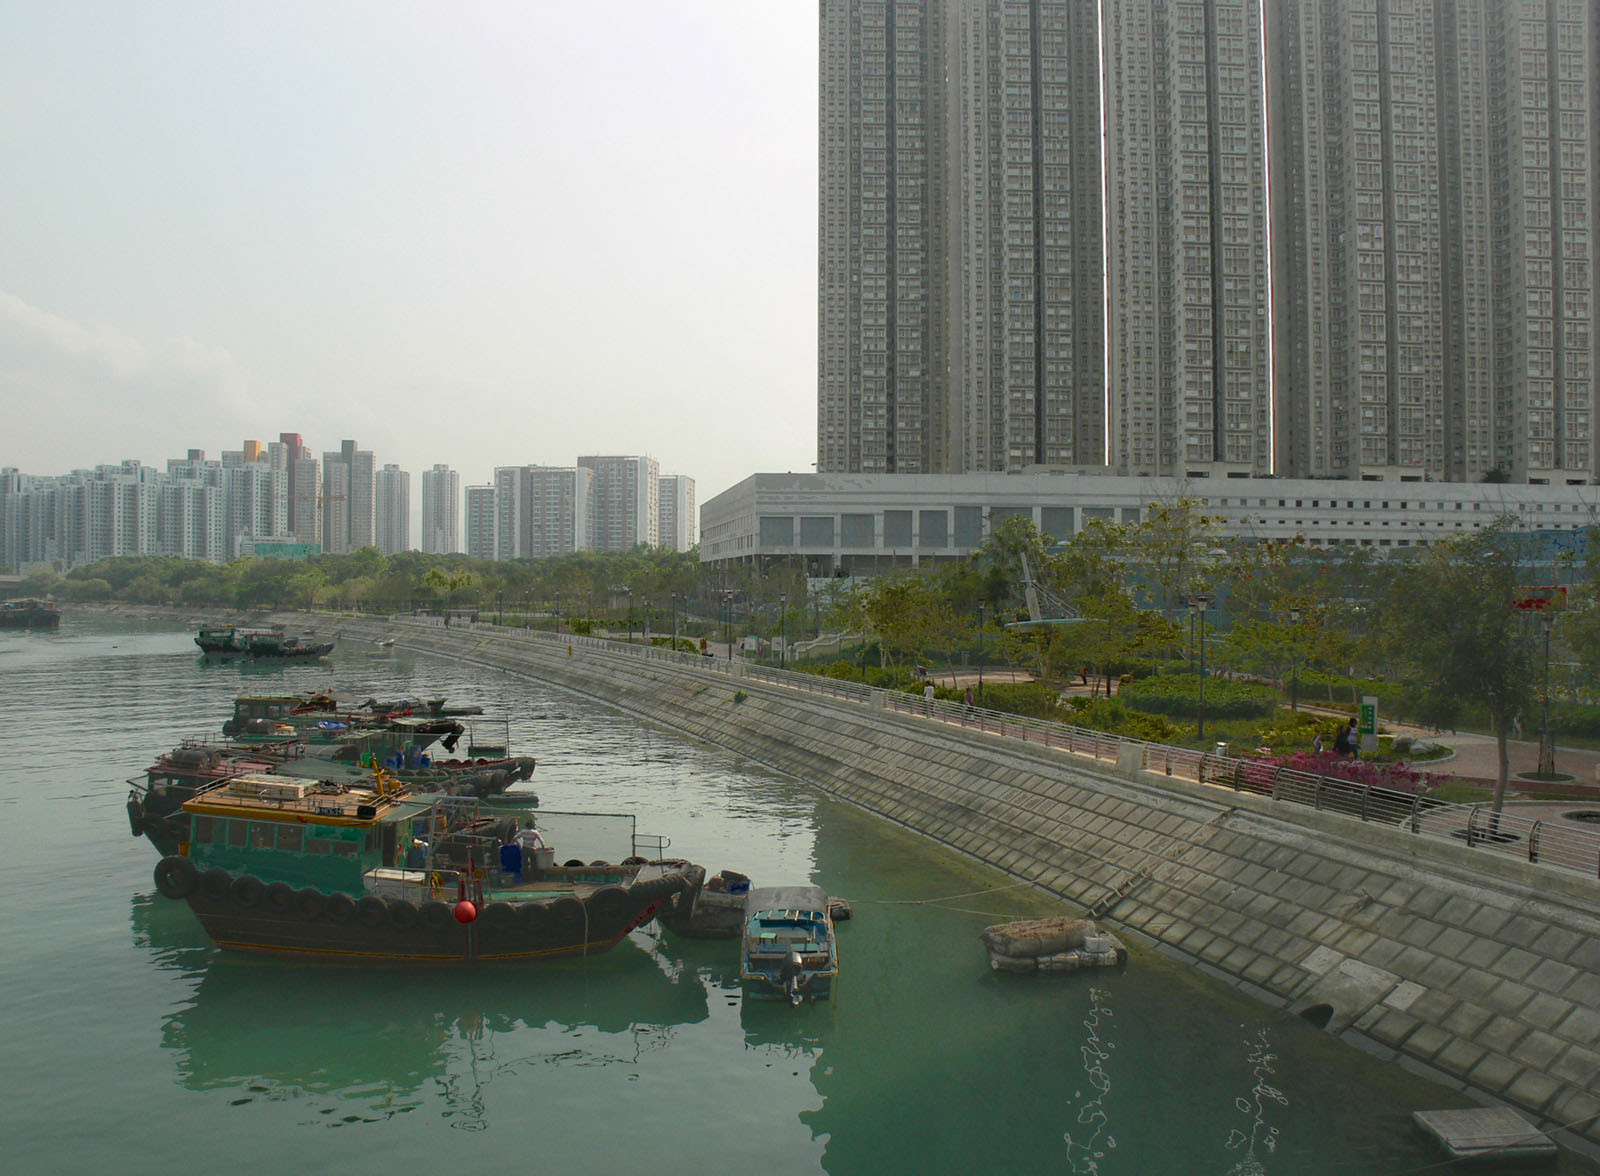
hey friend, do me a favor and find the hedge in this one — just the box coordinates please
[1119,673,1277,719]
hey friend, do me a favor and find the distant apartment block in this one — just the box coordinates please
[270,432,320,547]
[321,440,376,554]
[492,465,593,560]
[464,484,497,561]
[1269,0,1599,484]
[657,474,696,552]
[577,455,658,551]
[819,0,1106,475]
[420,464,460,554]
[375,464,411,555]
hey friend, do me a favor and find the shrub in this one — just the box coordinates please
[1119,673,1276,719]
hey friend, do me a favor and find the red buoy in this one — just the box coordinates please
[453,900,478,924]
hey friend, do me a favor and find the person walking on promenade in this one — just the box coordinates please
[1336,717,1358,756]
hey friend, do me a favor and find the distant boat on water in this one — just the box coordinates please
[0,599,60,630]
[195,623,332,660]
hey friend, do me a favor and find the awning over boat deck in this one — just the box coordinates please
[744,885,828,919]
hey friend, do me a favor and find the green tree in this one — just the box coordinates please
[1384,522,1543,815]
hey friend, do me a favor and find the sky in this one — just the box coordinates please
[0,1,819,507]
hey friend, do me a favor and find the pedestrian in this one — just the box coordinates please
[1511,711,1523,740]
[964,685,975,714]
[924,681,936,714]
[1312,731,1325,755]
[1339,717,1358,756]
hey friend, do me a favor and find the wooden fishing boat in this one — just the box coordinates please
[739,885,839,1004]
[0,598,60,629]
[196,624,332,659]
[151,774,700,963]
[127,737,537,857]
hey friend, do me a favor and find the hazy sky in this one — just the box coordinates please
[0,1,818,504]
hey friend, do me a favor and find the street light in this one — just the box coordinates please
[1287,606,1301,712]
[1191,594,1212,741]
[723,591,735,664]
[554,590,561,633]
[977,603,987,700]
[779,592,787,670]
[671,593,679,653]
[625,587,634,645]
[1538,609,1556,777]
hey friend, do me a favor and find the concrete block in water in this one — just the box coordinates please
[1412,1107,1556,1165]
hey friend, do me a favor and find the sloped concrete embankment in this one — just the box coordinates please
[331,616,1600,1152]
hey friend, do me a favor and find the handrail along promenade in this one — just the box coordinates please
[396,614,1600,884]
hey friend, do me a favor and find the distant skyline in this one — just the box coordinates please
[0,2,819,502]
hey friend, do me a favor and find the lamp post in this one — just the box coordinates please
[524,592,531,630]
[1288,606,1301,712]
[977,603,987,700]
[554,590,561,633]
[779,592,787,670]
[671,593,679,653]
[1538,609,1556,776]
[626,587,634,645]
[723,591,734,664]
[1191,595,1212,740]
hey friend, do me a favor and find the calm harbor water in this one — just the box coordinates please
[1,612,1593,1175]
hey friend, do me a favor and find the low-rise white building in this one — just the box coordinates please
[700,472,1600,575]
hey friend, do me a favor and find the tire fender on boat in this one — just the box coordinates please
[263,881,295,915]
[549,897,586,935]
[419,901,454,930]
[324,893,357,924]
[154,856,197,900]
[293,888,323,921]
[387,899,420,930]
[478,902,515,931]
[356,895,387,928]
[587,886,630,933]
[230,875,264,908]
[517,901,552,943]
[200,867,232,902]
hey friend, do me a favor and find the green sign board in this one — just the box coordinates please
[1358,700,1377,735]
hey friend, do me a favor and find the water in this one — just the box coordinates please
[2,612,1593,1175]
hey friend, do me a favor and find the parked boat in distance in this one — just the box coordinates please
[740,885,838,1005]
[0,598,60,629]
[127,737,536,857]
[151,775,701,963]
[196,624,332,660]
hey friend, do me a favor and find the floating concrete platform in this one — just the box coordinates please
[1413,1108,1557,1166]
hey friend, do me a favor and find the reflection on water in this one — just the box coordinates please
[1062,986,1117,1173]
[138,892,713,1128]
[1224,1026,1287,1175]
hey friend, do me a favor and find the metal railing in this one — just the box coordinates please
[385,614,1600,882]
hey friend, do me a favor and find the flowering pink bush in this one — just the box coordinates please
[1271,751,1441,795]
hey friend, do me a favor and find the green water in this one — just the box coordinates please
[1,613,1592,1174]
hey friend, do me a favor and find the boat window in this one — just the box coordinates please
[306,834,332,855]
[365,831,378,851]
[194,817,218,844]
[331,840,358,857]
[249,822,275,850]
[277,826,304,853]
[227,820,248,848]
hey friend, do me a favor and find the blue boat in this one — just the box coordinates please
[740,885,838,1005]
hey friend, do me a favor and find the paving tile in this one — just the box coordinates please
[1364,1008,1420,1050]
[1492,947,1542,983]
[1475,1013,1531,1056]
[1465,1050,1520,1094]
[1506,1069,1563,1115]
[1510,1030,1570,1074]
[1549,1043,1600,1088]
[1520,993,1574,1034]
[1555,1005,1600,1047]
[1405,1023,1451,1061]
[1525,958,1581,997]
[1439,1000,1494,1040]
[1433,1037,1489,1077]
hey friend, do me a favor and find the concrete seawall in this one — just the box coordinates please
[327,615,1600,1153]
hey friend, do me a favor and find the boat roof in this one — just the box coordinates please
[180,772,428,826]
[745,885,829,918]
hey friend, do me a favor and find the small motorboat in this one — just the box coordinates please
[740,885,838,1005]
